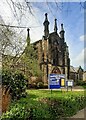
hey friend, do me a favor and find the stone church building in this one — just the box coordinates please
[2,13,84,85]
[33,13,70,84]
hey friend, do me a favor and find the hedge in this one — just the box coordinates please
[0,93,86,119]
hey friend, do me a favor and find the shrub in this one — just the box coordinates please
[0,99,50,120]
[36,82,44,89]
[76,80,86,86]
[46,95,86,119]
[0,104,31,120]
[0,90,86,119]
[43,84,48,89]
[2,70,28,100]
[28,83,37,89]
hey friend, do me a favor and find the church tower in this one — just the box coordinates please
[33,14,70,84]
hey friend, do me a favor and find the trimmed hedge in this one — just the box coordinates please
[0,93,86,119]
[47,95,86,119]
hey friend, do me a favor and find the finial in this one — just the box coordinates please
[45,13,47,16]
[61,24,64,31]
[45,13,48,21]
[59,23,65,39]
[55,18,57,21]
[27,28,30,37]
[43,13,49,39]
[54,18,57,33]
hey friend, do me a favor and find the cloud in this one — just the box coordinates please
[80,35,86,42]
[23,6,44,43]
[73,48,86,69]
[0,0,44,43]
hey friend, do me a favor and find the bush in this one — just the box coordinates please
[76,80,86,86]
[43,84,48,89]
[0,90,86,119]
[0,104,31,120]
[2,70,28,100]
[46,95,86,119]
[36,82,44,89]
[0,99,50,120]
[28,83,37,89]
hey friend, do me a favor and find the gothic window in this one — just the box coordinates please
[53,58,55,65]
[52,67,61,74]
[42,53,44,62]
[52,52,58,66]
[49,38,51,44]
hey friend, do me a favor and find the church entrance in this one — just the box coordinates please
[51,67,61,74]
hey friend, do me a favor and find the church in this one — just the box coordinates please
[2,13,84,85]
[33,13,70,84]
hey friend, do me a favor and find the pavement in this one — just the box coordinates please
[61,86,85,91]
[0,86,2,116]
[39,86,85,91]
[70,108,86,119]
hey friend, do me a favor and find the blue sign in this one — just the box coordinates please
[48,74,65,89]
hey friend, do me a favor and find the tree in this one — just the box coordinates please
[19,35,42,78]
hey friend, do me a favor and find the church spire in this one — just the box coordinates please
[27,28,30,45]
[59,23,65,39]
[27,28,30,37]
[43,13,49,39]
[61,23,64,31]
[54,19,58,34]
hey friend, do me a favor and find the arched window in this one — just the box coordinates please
[52,67,61,74]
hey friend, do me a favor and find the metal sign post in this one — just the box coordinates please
[66,80,74,91]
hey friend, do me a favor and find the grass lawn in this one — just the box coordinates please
[1,89,86,120]
[26,89,84,98]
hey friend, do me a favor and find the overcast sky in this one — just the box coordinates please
[0,0,85,70]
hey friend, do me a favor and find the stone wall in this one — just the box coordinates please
[83,72,86,81]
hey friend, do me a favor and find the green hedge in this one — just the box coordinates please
[0,94,86,119]
[76,80,86,89]
[47,95,86,119]
[0,104,31,120]
[76,80,86,86]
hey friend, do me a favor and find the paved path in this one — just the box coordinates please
[70,108,86,119]
[39,86,85,91]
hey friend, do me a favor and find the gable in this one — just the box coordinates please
[48,32,61,45]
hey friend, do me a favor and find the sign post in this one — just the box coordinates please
[66,80,74,91]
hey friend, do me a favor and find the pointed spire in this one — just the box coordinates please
[54,18,58,33]
[43,13,49,39]
[27,28,30,45]
[61,24,64,31]
[43,13,49,25]
[59,23,65,39]
[27,28,30,37]
[45,13,48,21]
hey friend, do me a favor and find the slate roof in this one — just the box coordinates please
[70,66,79,73]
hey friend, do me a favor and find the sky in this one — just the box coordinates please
[0,0,86,70]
